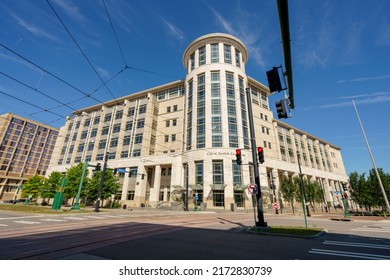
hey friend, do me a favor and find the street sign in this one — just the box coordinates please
[118,168,126,173]
[195,194,199,201]
[247,183,258,195]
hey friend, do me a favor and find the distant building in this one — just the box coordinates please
[47,33,348,210]
[0,113,59,201]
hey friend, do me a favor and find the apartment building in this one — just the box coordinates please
[0,113,59,201]
[47,33,348,210]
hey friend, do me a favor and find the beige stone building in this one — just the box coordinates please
[0,113,59,201]
[47,33,348,211]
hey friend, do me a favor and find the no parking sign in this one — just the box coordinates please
[247,183,258,195]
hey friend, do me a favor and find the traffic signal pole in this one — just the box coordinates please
[71,160,88,210]
[246,87,266,227]
[95,153,108,212]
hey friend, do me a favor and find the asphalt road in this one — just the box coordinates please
[0,209,389,260]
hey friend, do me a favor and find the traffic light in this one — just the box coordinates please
[113,168,117,175]
[266,67,282,93]
[257,147,265,164]
[275,99,288,119]
[94,163,101,171]
[235,149,242,165]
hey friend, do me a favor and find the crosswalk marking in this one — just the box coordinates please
[63,217,87,220]
[351,227,390,233]
[0,224,8,227]
[40,219,65,222]
[14,220,41,225]
[82,216,106,219]
[309,248,390,260]
[323,240,390,250]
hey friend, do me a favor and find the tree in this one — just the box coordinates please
[87,169,121,206]
[304,179,323,212]
[22,174,44,200]
[42,171,63,204]
[279,176,299,213]
[64,163,89,204]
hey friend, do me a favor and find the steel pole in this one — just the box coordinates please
[95,153,108,212]
[246,87,266,227]
[352,100,390,212]
[71,160,88,210]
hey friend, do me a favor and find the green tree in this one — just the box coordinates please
[279,176,299,213]
[87,169,121,207]
[304,179,323,212]
[21,174,44,200]
[366,168,390,211]
[64,163,89,204]
[41,171,63,204]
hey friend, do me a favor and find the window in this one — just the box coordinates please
[139,105,147,114]
[99,140,106,149]
[108,153,116,160]
[128,107,135,117]
[115,110,123,119]
[123,135,131,146]
[121,151,128,158]
[171,134,176,142]
[190,53,195,71]
[75,121,80,129]
[93,116,100,125]
[91,128,97,137]
[166,120,170,127]
[232,161,242,186]
[104,113,112,122]
[125,121,132,131]
[77,144,84,153]
[96,154,103,161]
[199,46,206,65]
[101,126,109,135]
[133,149,141,157]
[110,138,118,148]
[135,134,143,144]
[235,50,241,67]
[195,161,203,185]
[212,160,224,185]
[127,191,135,200]
[88,142,94,151]
[172,119,177,126]
[137,119,145,128]
[167,106,171,113]
[165,135,169,142]
[173,105,178,111]
[81,131,88,139]
[113,124,121,133]
[211,43,219,63]
[224,44,231,64]
[84,118,91,127]
[213,190,224,207]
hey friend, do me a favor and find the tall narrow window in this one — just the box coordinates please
[186,80,193,150]
[196,74,206,148]
[190,53,195,71]
[211,43,219,63]
[235,50,241,67]
[211,71,222,147]
[226,72,238,147]
[224,44,231,64]
[198,46,206,66]
[239,77,250,149]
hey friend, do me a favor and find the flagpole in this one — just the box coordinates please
[352,100,390,212]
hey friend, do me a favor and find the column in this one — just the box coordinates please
[121,167,130,201]
[150,165,161,207]
[134,164,146,207]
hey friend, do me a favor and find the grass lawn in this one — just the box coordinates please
[249,225,324,237]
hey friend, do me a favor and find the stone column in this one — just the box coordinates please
[134,164,146,207]
[150,165,161,207]
[121,167,130,201]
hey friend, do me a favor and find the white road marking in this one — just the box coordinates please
[63,217,87,220]
[0,224,8,227]
[0,215,44,220]
[81,216,106,219]
[323,240,390,250]
[13,220,41,225]
[309,248,390,260]
[40,218,66,222]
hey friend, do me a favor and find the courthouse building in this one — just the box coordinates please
[47,33,348,210]
[0,113,59,201]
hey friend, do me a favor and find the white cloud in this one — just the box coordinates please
[337,75,390,84]
[9,12,61,43]
[160,17,185,42]
[51,0,86,23]
[319,94,390,109]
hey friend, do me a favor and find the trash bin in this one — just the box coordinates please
[122,204,127,209]
[200,203,207,211]
[230,203,237,212]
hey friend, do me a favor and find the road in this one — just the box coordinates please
[0,209,389,260]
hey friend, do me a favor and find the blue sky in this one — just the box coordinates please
[1,0,389,175]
